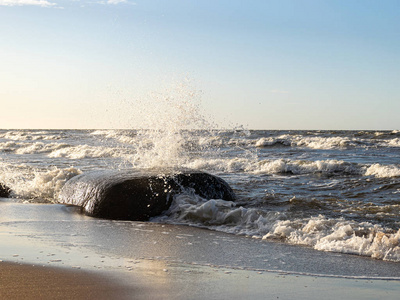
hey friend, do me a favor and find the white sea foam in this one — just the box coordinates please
[0,141,18,152]
[365,163,400,178]
[255,135,357,149]
[48,144,121,159]
[255,137,291,147]
[297,136,354,149]
[387,138,400,147]
[188,157,400,179]
[241,133,400,150]
[0,164,81,201]
[186,157,363,176]
[155,193,400,262]
[258,159,364,175]
[25,167,82,200]
[0,140,122,159]
[0,141,69,155]
[16,142,70,155]
[264,216,400,262]
[0,130,61,141]
[90,130,118,137]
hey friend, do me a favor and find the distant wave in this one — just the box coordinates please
[186,157,400,178]
[48,144,123,159]
[254,134,400,150]
[0,141,126,159]
[0,130,62,141]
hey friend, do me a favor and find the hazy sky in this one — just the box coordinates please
[1,0,399,130]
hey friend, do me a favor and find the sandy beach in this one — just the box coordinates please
[1,199,399,299]
[2,257,400,300]
[0,262,138,300]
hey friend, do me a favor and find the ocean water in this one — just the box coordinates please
[1,128,399,262]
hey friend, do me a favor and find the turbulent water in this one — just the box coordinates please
[1,129,400,262]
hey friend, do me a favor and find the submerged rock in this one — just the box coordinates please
[58,169,236,221]
[0,183,11,198]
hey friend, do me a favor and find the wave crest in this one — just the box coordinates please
[365,164,400,178]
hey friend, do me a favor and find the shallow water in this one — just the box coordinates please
[1,200,399,279]
[2,202,399,300]
[0,129,399,261]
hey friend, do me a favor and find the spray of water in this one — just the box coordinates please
[127,80,218,169]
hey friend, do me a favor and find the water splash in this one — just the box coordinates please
[125,80,218,169]
[0,163,81,202]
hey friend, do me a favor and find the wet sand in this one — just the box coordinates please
[1,260,399,300]
[0,262,136,300]
[1,200,399,299]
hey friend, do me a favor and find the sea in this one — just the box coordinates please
[1,128,399,263]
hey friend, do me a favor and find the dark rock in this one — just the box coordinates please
[58,169,236,221]
[0,183,11,198]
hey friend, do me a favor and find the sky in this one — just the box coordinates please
[1,0,399,130]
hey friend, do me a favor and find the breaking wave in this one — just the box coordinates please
[0,163,81,201]
[153,193,400,262]
[0,141,125,159]
[187,157,400,178]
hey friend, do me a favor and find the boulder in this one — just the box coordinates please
[58,169,236,221]
[0,183,11,198]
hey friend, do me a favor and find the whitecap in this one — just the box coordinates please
[0,165,81,201]
[48,145,120,159]
[365,163,400,178]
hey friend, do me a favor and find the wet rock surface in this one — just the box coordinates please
[58,169,236,221]
[0,183,11,198]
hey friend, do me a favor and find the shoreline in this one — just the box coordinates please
[1,200,400,299]
[1,259,400,300]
